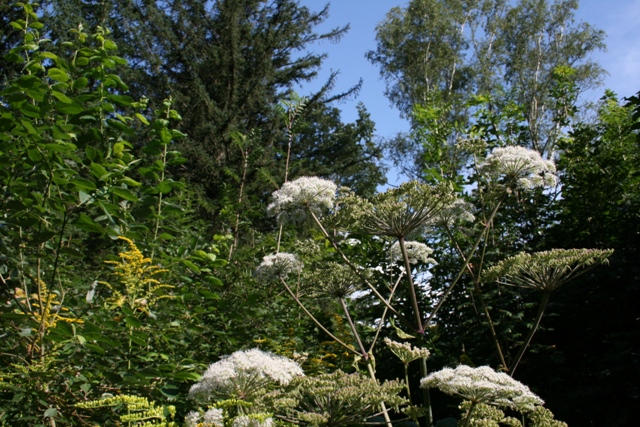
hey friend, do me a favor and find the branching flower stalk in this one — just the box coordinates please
[443,223,508,371]
[278,277,358,356]
[482,248,613,375]
[276,95,307,253]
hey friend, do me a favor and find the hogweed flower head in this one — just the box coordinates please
[482,248,614,292]
[287,370,406,427]
[389,241,436,265]
[479,146,557,189]
[437,198,476,227]
[233,414,275,427]
[189,348,304,403]
[311,262,363,299]
[256,253,303,281]
[357,181,455,238]
[384,338,430,364]
[185,408,224,427]
[420,365,543,411]
[267,177,337,224]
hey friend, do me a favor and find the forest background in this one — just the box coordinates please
[1,1,638,427]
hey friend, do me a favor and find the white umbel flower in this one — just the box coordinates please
[256,253,303,280]
[189,348,304,402]
[389,241,436,265]
[480,146,557,189]
[233,415,275,427]
[185,409,224,427]
[438,199,476,226]
[420,365,543,411]
[267,176,337,224]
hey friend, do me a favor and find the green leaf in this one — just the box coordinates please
[73,213,105,233]
[74,57,89,66]
[119,176,142,187]
[47,68,69,83]
[135,113,150,125]
[112,187,138,202]
[156,180,173,194]
[172,371,202,381]
[71,178,97,191]
[125,316,143,328]
[90,162,109,180]
[107,94,133,107]
[43,408,57,418]
[56,101,84,115]
[73,77,89,90]
[84,343,106,354]
[51,90,73,104]
[181,259,200,273]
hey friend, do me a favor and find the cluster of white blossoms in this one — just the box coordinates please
[420,365,543,411]
[267,176,337,224]
[233,415,275,427]
[437,199,476,227]
[185,408,224,427]
[189,348,304,402]
[389,241,436,265]
[384,338,431,364]
[256,253,303,280]
[480,146,557,189]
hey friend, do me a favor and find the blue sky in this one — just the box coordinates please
[295,0,640,149]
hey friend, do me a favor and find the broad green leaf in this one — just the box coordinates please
[90,162,109,179]
[119,176,142,187]
[156,180,173,194]
[135,113,150,125]
[51,90,73,103]
[107,94,133,107]
[112,187,138,202]
[181,259,200,273]
[73,213,105,233]
[73,77,89,89]
[71,178,97,191]
[56,101,84,115]
[47,68,69,83]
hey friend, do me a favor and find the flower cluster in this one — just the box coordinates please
[389,241,436,265]
[354,181,455,238]
[233,415,275,427]
[185,408,224,427]
[189,349,304,403]
[420,365,543,411]
[479,146,557,189]
[99,236,173,313]
[287,370,406,427]
[437,198,476,227]
[256,253,303,281]
[311,262,363,299]
[384,338,430,364]
[267,177,337,224]
[482,248,614,292]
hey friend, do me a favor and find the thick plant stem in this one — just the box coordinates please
[398,237,424,333]
[419,347,433,427]
[460,401,478,427]
[510,290,552,376]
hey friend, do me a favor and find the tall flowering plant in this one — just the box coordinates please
[258,138,609,427]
